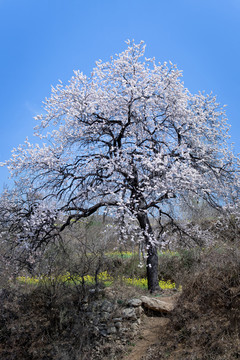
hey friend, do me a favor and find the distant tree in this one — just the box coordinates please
[1,41,238,292]
[179,194,219,224]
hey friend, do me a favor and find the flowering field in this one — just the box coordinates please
[17,270,178,290]
[16,250,184,290]
[104,250,180,259]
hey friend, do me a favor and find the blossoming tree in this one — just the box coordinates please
[1,41,238,292]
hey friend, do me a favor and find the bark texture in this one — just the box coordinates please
[137,211,159,292]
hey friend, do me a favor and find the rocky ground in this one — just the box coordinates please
[123,295,177,360]
[82,286,179,359]
[0,283,178,360]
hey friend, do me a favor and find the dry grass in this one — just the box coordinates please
[0,282,100,360]
[143,243,240,360]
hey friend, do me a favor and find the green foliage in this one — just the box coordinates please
[158,247,202,285]
[105,250,133,259]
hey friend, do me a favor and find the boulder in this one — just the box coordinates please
[140,296,175,313]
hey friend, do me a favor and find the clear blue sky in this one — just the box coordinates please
[0,0,240,190]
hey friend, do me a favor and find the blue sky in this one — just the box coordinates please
[0,0,240,190]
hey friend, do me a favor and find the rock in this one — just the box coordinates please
[130,322,139,331]
[88,300,101,312]
[122,308,137,320]
[113,317,122,322]
[140,296,175,313]
[115,321,122,330]
[119,327,129,334]
[101,300,113,312]
[128,298,142,307]
[100,312,111,321]
[82,296,88,304]
[89,288,96,294]
[104,287,116,299]
[107,326,117,334]
[135,306,144,317]
[99,329,108,337]
[92,317,99,326]
[81,303,88,311]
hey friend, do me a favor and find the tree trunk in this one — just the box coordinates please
[137,211,160,293]
[146,243,159,293]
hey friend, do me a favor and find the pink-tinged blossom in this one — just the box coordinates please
[1,41,239,291]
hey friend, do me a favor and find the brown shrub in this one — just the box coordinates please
[144,243,240,360]
[0,282,101,360]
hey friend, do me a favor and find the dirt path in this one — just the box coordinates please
[124,296,176,360]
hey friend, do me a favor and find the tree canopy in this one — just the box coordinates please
[1,41,239,291]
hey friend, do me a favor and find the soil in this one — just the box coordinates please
[124,295,177,360]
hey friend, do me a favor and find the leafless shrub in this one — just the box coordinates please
[144,242,240,360]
